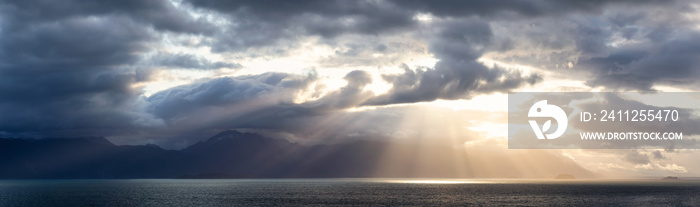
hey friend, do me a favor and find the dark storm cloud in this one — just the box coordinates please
[187,0,415,36]
[0,0,205,137]
[367,63,540,105]
[185,0,416,52]
[1,0,214,34]
[184,0,666,53]
[0,17,151,72]
[366,19,541,105]
[557,4,700,91]
[388,0,668,18]
[582,32,700,90]
[0,17,154,137]
[482,2,700,91]
[146,72,317,121]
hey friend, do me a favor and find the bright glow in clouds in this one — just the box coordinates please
[142,36,439,100]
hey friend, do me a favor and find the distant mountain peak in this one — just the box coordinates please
[209,130,245,141]
[215,129,243,136]
[46,136,114,146]
[144,143,163,149]
[189,130,277,149]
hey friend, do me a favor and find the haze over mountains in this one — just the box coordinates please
[0,130,594,179]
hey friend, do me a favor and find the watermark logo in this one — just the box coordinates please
[528,100,568,139]
[510,92,691,149]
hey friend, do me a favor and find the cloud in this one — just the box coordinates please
[146,72,317,121]
[0,17,152,71]
[0,7,160,137]
[1,0,214,34]
[582,32,700,90]
[307,70,376,110]
[651,150,666,160]
[0,0,219,138]
[388,0,669,18]
[624,150,651,164]
[481,1,700,91]
[317,36,429,68]
[366,19,541,105]
[147,52,242,70]
[184,0,416,52]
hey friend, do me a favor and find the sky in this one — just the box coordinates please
[1,0,700,178]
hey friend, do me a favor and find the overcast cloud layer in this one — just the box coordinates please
[0,0,699,150]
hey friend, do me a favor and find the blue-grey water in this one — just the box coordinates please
[1,179,699,206]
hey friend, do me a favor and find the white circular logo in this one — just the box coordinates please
[528,100,568,139]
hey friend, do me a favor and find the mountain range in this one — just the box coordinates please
[0,130,595,179]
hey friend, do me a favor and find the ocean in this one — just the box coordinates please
[0,179,698,206]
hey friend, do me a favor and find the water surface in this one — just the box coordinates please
[1,179,698,206]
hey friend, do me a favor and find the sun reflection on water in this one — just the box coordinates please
[383,179,484,184]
